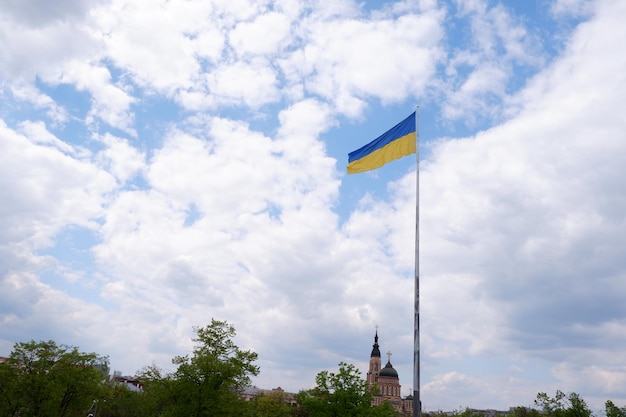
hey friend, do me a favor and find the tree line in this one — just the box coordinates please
[0,319,624,417]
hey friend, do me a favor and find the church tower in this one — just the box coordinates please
[367,329,381,385]
[366,329,412,415]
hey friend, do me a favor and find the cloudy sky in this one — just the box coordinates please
[1,0,625,411]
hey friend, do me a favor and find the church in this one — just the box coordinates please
[366,330,414,415]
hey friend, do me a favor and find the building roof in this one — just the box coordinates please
[371,331,381,358]
[379,360,398,378]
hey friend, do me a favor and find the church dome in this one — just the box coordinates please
[379,360,398,378]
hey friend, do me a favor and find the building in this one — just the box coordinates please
[366,330,413,415]
[111,370,143,392]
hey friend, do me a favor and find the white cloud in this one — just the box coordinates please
[0,120,115,249]
[0,17,99,81]
[205,59,280,107]
[57,61,136,134]
[0,5,134,132]
[96,133,146,183]
[551,0,595,18]
[229,11,292,56]
[441,1,544,123]
[18,121,79,155]
[423,371,483,398]
[0,0,97,26]
[7,82,68,125]
[95,0,208,93]
[414,0,626,406]
[0,120,117,361]
[552,361,626,406]
[293,11,443,114]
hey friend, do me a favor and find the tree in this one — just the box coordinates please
[135,364,176,417]
[438,408,482,417]
[509,406,542,417]
[369,400,401,417]
[297,362,374,417]
[139,319,259,417]
[98,383,145,417]
[253,390,294,417]
[535,391,593,417]
[0,355,20,416]
[0,340,109,417]
[605,401,626,417]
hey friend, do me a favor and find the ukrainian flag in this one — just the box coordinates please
[347,112,416,174]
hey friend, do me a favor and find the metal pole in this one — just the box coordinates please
[413,106,421,417]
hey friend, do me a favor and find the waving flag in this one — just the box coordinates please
[347,112,416,174]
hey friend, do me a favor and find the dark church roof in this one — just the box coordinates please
[379,360,398,378]
[370,331,381,357]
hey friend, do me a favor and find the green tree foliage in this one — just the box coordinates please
[509,406,542,417]
[0,354,19,416]
[134,364,173,417]
[605,401,626,417]
[369,400,401,417]
[296,361,397,417]
[253,390,294,417]
[139,319,259,417]
[0,340,109,417]
[535,391,593,417]
[98,383,145,417]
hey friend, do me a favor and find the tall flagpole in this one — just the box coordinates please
[413,106,421,417]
